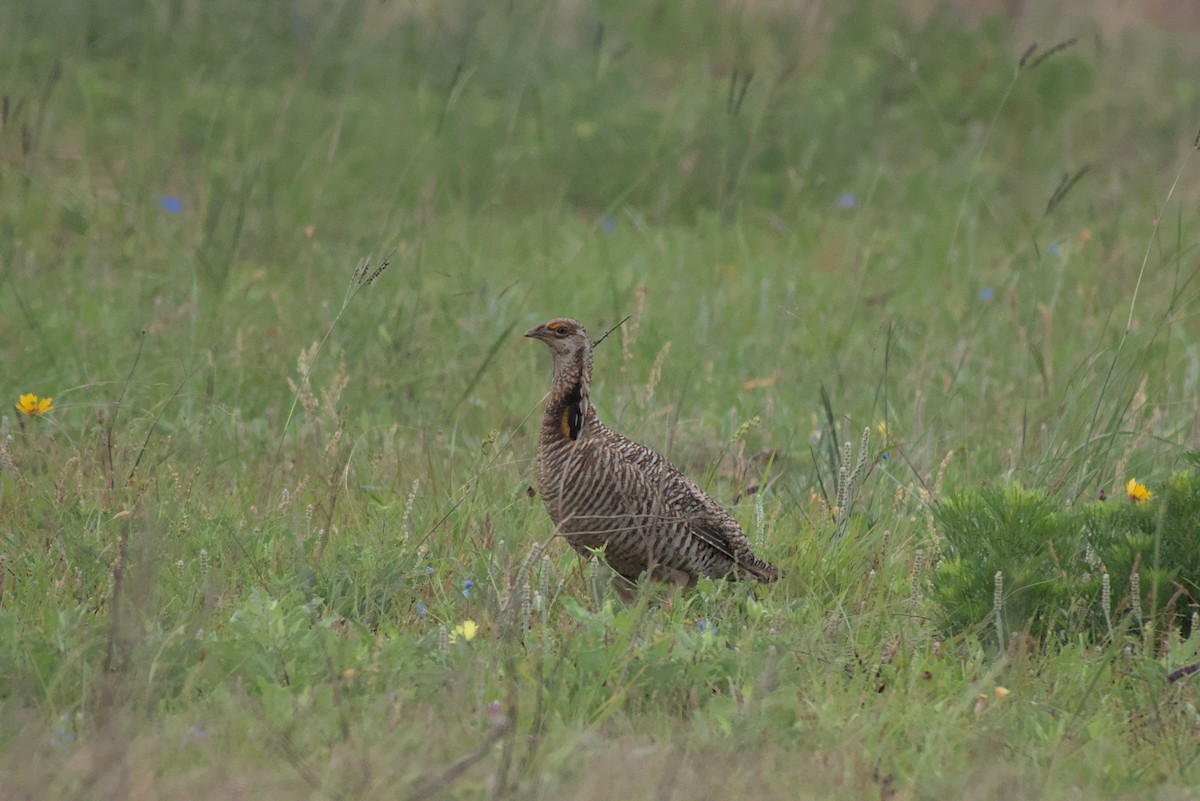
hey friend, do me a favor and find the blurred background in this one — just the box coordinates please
[2,0,1199,493]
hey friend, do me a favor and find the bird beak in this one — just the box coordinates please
[524,326,542,339]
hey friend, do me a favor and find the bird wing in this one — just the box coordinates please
[593,432,775,580]
[678,477,778,581]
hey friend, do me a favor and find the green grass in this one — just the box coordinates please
[2,1,1200,798]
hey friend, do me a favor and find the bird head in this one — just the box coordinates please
[524,318,590,360]
[526,318,594,395]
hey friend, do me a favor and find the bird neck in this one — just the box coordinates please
[545,345,593,440]
[551,344,591,399]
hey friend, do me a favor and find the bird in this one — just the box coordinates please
[525,317,777,597]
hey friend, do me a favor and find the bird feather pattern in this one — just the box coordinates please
[526,317,777,589]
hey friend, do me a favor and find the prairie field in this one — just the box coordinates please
[2,1,1200,798]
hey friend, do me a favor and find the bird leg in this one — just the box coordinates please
[611,574,639,604]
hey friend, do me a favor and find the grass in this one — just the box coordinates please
[2,0,1200,797]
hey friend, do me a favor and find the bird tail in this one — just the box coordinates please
[741,558,778,583]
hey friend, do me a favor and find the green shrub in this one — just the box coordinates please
[931,469,1200,648]
[931,484,1077,646]
[1080,471,1200,638]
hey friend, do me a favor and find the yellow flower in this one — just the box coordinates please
[1126,478,1152,503]
[876,420,889,440]
[994,686,1010,700]
[449,620,478,644]
[15,393,53,416]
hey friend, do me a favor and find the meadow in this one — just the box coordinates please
[2,1,1200,798]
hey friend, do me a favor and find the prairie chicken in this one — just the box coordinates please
[526,317,777,595]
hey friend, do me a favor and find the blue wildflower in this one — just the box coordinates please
[51,712,76,747]
[417,601,427,618]
[158,196,182,214]
[599,216,615,235]
[837,193,858,210]
[425,565,434,574]
[980,286,993,302]
[1047,242,1061,256]
[463,579,474,598]
[697,619,716,635]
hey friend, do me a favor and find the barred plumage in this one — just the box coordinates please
[526,317,777,593]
